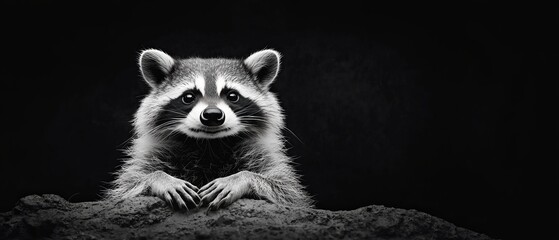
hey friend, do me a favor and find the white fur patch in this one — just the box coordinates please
[216,101,240,129]
[183,101,208,128]
[160,81,195,100]
[225,81,262,101]
[215,76,226,95]
[195,75,206,96]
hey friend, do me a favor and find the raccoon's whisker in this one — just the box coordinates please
[158,124,182,141]
[161,109,188,116]
[234,108,265,116]
[145,124,172,136]
[238,116,268,120]
[236,103,271,116]
[148,120,182,138]
[239,116,268,119]
[239,118,268,123]
[232,107,254,115]
[232,96,270,111]
[118,135,136,148]
[150,121,178,132]
[283,127,304,144]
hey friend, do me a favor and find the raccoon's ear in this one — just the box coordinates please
[139,49,175,88]
[244,49,281,90]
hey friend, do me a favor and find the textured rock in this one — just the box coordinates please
[0,194,494,239]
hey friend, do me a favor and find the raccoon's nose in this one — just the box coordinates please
[200,107,225,126]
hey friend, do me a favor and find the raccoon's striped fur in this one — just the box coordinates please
[105,49,313,210]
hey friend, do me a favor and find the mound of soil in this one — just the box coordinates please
[0,194,493,239]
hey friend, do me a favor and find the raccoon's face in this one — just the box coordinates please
[135,49,283,139]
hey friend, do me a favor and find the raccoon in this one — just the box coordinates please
[105,49,313,211]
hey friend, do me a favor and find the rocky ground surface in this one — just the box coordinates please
[0,194,494,239]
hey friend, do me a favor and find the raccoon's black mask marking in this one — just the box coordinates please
[220,87,267,131]
[154,87,267,134]
[154,90,202,129]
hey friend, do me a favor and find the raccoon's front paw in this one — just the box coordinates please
[149,171,201,211]
[198,171,252,211]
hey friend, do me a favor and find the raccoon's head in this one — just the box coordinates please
[134,49,284,139]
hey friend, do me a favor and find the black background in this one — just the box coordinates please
[1,1,557,239]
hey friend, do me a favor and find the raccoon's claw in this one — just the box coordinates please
[160,182,200,211]
[199,171,252,211]
[149,171,201,211]
[185,181,200,192]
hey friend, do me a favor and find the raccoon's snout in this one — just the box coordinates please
[200,107,225,126]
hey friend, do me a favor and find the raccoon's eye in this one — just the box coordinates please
[181,92,196,104]
[227,91,240,103]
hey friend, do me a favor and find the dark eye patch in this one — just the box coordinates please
[221,87,267,130]
[154,89,202,129]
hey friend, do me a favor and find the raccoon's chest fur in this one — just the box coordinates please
[157,134,247,186]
